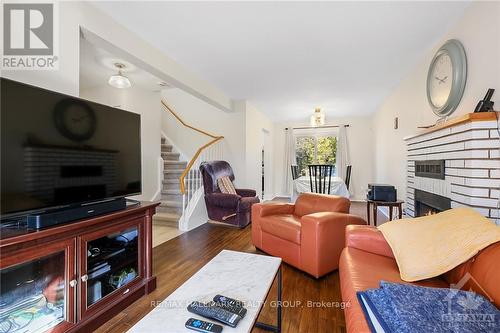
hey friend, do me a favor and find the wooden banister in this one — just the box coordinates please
[161,100,220,139]
[161,100,224,194]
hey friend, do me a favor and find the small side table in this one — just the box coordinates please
[366,199,404,226]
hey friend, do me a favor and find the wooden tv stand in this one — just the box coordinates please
[0,201,159,333]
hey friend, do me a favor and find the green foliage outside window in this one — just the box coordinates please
[295,136,337,176]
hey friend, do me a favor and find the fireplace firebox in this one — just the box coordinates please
[414,189,451,216]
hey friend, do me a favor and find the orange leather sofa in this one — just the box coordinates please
[340,225,500,333]
[251,193,366,278]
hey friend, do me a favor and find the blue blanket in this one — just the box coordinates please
[357,281,499,333]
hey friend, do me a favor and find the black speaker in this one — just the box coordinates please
[367,184,397,202]
[27,198,127,229]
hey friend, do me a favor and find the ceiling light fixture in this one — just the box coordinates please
[108,63,131,89]
[310,107,325,127]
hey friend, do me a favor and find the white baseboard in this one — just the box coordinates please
[274,193,291,198]
[151,156,164,201]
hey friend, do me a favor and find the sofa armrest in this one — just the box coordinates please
[301,212,366,277]
[236,188,257,197]
[206,193,241,208]
[252,203,295,217]
[345,225,394,258]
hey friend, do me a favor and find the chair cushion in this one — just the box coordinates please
[260,214,301,245]
[206,193,240,208]
[217,176,237,195]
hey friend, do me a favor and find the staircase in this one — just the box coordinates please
[153,137,187,228]
[159,100,224,231]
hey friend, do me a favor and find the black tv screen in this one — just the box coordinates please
[1,78,141,217]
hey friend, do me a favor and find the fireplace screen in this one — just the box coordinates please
[414,189,451,216]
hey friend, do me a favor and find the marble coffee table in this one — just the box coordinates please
[128,250,282,333]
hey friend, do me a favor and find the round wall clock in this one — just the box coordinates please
[54,98,97,142]
[426,39,467,117]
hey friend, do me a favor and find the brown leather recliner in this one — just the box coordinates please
[339,225,500,333]
[251,193,366,278]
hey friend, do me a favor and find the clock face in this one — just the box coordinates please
[62,104,93,136]
[54,99,96,142]
[429,53,453,108]
[426,39,467,117]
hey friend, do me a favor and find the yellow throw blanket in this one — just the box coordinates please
[378,208,500,282]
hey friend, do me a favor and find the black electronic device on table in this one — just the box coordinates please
[185,318,223,333]
[213,295,247,318]
[187,301,242,328]
[367,184,397,202]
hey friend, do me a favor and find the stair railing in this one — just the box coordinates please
[161,100,224,230]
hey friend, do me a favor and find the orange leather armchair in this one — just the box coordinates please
[251,193,366,278]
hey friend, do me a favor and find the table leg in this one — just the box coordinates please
[255,266,282,332]
[389,206,393,221]
[373,203,378,227]
[398,204,403,219]
[366,202,371,225]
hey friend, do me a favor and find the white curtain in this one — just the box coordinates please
[336,125,350,183]
[283,128,296,196]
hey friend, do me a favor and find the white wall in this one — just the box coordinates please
[373,1,500,199]
[161,88,247,187]
[80,85,162,201]
[274,116,374,200]
[245,102,274,199]
[1,1,233,114]
[161,91,276,196]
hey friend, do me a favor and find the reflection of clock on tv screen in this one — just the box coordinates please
[54,98,97,142]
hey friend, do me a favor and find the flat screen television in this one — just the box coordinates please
[1,78,142,219]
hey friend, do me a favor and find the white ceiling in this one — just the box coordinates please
[91,1,470,122]
[79,38,167,92]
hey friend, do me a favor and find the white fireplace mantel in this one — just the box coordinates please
[405,112,500,225]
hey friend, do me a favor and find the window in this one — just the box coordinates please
[295,133,337,177]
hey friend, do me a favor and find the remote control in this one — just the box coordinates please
[185,318,223,333]
[187,301,242,327]
[213,295,247,318]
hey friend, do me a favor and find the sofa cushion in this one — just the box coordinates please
[469,242,500,308]
[260,214,301,245]
[294,192,350,217]
[339,247,449,333]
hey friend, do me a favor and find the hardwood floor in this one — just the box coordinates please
[152,224,184,248]
[96,201,387,333]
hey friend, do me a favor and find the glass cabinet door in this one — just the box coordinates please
[0,240,75,333]
[80,221,142,316]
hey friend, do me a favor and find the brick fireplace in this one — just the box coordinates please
[405,113,500,225]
